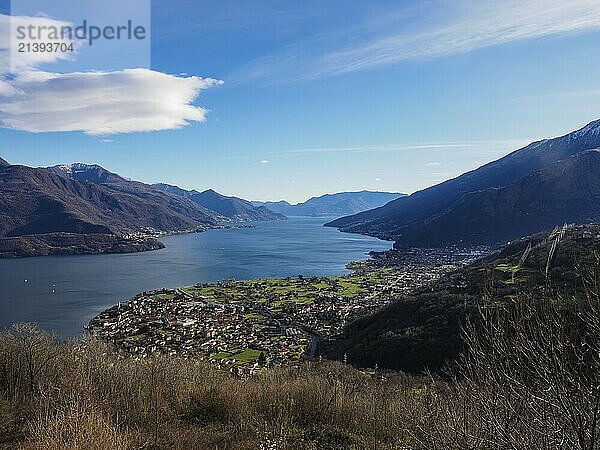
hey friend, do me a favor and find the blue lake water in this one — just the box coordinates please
[0,217,392,338]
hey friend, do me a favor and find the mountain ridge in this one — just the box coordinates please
[0,160,288,257]
[254,191,405,217]
[326,120,600,246]
[47,164,284,223]
[0,163,219,236]
[154,183,285,222]
[47,163,225,227]
[391,149,600,247]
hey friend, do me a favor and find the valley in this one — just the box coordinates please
[89,246,480,376]
[87,221,600,378]
[2,3,599,446]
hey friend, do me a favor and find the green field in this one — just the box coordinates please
[178,269,398,314]
[211,348,263,365]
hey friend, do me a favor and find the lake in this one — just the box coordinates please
[0,217,392,338]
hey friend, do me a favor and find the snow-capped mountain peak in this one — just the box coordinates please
[571,119,600,139]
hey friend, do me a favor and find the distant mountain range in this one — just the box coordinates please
[0,162,282,257]
[253,191,405,217]
[48,164,284,223]
[7,119,599,255]
[327,120,600,247]
[154,184,285,222]
[44,163,223,230]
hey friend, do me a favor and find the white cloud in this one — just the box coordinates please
[0,13,222,135]
[260,159,269,164]
[0,69,223,135]
[238,0,600,81]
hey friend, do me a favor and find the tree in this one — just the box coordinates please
[3,323,57,393]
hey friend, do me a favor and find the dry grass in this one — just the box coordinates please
[23,402,135,450]
[0,326,425,449]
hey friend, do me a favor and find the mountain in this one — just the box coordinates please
[47,164,226,224]
[0,157,9,166]
[327,120,600,247]
[2,163,218,236]
[47,165,284,222]
[48,163,129,185]
[0,162,222,257]
[324,223,600,373]
[254,191,405,217]
[253,200,294,215]
[154,184,285,222]
[392,150,600,247]
[0,160,290,257]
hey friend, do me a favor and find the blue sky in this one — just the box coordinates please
[2,0,600,202]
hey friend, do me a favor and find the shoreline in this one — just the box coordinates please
[0,223,258,259]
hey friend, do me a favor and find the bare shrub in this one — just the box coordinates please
[0,323,57,394]
[23,399,134,450]
[455,280,600,449]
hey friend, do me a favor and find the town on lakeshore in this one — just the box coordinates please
[89,247,484,376]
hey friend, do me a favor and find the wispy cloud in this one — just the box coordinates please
[263,140,531,157]
[236,0,600,82]
[512,88,600,102]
